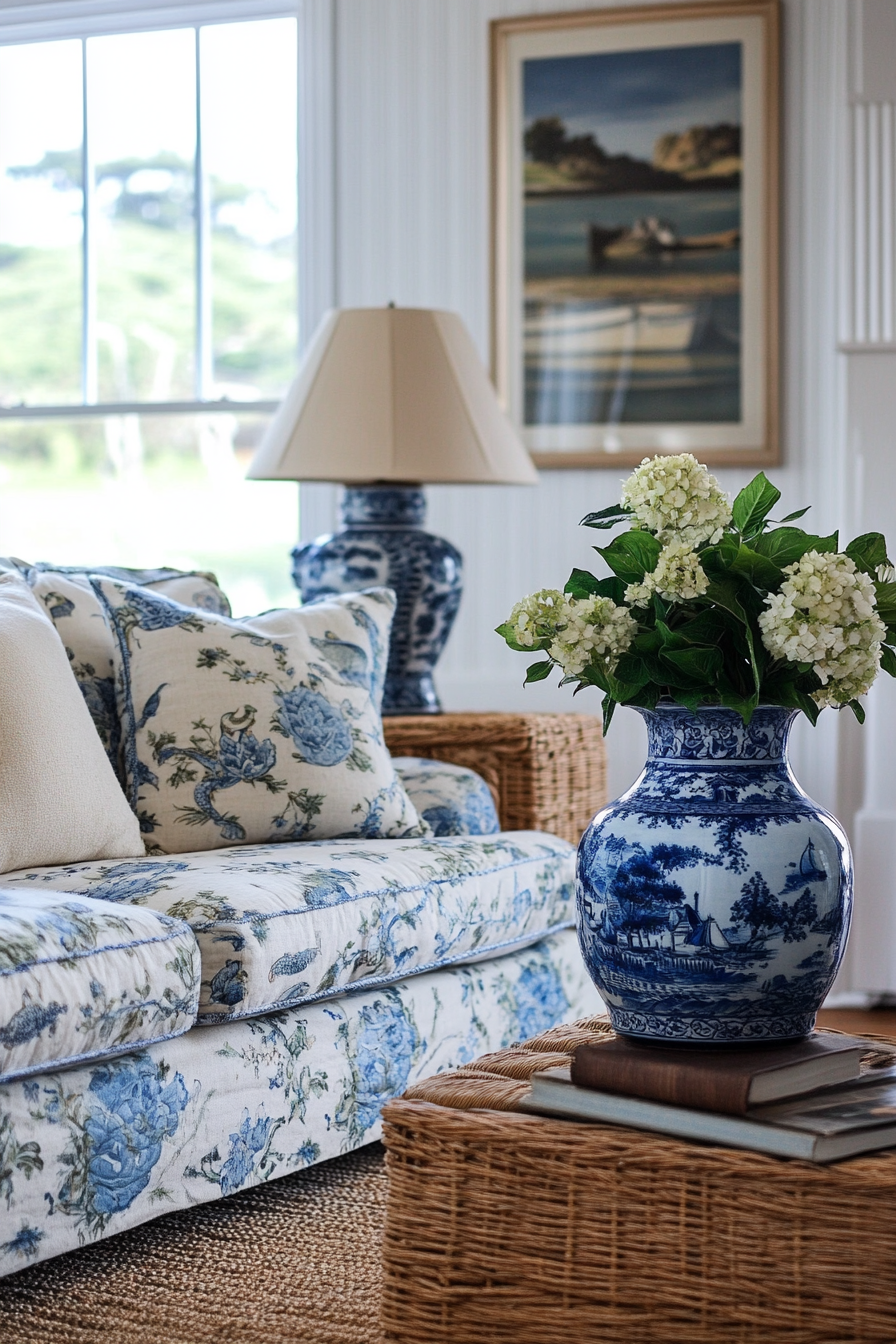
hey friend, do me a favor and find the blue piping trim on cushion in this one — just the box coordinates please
[0,1017,200,1086]
[182,845,575,931]
[194,918,576,1024]
[0,925,197,976]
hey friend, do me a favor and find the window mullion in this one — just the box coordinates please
[194,25,212,401]
[81,36,97,404]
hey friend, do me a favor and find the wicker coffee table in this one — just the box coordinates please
[380,1018,896,1344]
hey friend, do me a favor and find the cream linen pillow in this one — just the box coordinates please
[92,579,428,853]
[0,573,143,872]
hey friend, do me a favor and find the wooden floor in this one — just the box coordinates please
[816,1007,896,1037]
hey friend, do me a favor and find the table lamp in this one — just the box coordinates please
[247,306,538,714]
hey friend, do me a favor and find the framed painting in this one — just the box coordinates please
[491,0,779,467]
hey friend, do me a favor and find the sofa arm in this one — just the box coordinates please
[392,758,501,836]
[384,713,605,847]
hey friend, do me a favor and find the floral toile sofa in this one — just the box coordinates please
[0,559,600,1276]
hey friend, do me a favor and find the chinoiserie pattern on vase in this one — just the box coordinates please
[576,706,851,1043]
[3,832,576,1023]
[292,487,462,714]
[0,928,597,1275]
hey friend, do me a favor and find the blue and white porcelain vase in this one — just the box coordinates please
[577,705,852,1043]
[292,485,462,715]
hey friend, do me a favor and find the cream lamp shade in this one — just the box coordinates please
[246,306,538,485]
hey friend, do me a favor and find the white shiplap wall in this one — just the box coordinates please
[298,0,896,992]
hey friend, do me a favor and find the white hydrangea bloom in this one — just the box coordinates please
[620,453,732,547]
[505,588,566,648]
[758,550,886,706]
[548,595,637,679]
[624,540,710,607]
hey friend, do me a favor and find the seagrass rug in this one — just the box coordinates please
[0,1143,386,1344]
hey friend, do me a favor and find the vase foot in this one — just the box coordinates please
[608,1008,817,1044]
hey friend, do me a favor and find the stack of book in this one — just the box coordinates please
[520,1030,896,1162]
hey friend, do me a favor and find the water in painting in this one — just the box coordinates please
[522,43,742,427]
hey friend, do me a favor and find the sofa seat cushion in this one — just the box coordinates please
[392,759,500,836]
[3,832,576,1023]
[0,888,199,1083]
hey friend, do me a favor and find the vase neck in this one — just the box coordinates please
[340,485,426,528]
[638,706,798,763]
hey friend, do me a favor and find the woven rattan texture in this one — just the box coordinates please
[0,1144,386,1344]
[381,1021,896,1344]
[383,712,605,846]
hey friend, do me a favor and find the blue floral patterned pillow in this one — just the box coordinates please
[0,560,231,782]
[92,578,428,853]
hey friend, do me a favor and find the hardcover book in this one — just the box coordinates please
[570,1031,868,1115]
[522,1064,896,1163]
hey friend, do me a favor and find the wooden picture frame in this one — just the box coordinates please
[491,0,780,468]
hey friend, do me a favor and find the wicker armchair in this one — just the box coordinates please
[384,712,605,847]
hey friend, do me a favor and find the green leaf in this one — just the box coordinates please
[846,532,890,576]
[880,644,896,678]
[729,544,786,591]
[627,684,662,710]
[563,569,626,604]
[672,606,743,647]
[671,689,705,713]
[848,699,866,724]
[702,577,748,623]
[741,618,762,696]
[732,472,782,536]
[777,506,811,523]
[632,628,663,655]
[580,504,633,530]
[595,530,661,583]
[655,620,696,652]
[751,528,838,568]
[660,645,724,682]
[699,535,740,578]
[576,663,613,696]
[612,653,652,688]
[605,668,654,703]
[718,686,759,723]
[601,694,617,735]
[495,622,547,654]
[761,674,821,725]
[874,581,896,625]
[563,568,600,599]
[524,660,553,684]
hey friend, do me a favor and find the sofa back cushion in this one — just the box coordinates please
[93,578,428,852]
[0,560,230,781]
[0,573,144,872]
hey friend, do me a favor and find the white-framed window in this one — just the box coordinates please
[0,4,301,614]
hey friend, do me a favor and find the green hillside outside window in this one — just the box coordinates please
[0,16,300,615]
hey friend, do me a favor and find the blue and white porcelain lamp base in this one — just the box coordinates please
[292,485,463,716]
